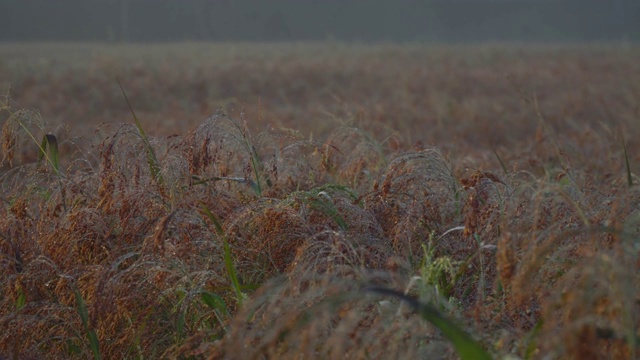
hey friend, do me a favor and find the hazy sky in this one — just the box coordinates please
[1,0,638,43]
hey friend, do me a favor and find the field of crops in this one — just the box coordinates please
[1,42,640,359]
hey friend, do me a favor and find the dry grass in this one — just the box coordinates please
[1,42,640,359]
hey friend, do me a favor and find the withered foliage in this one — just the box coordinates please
[1,44,640,359]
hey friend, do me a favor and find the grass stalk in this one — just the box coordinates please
[4,108,69,210]
[73,287,101,360]
[221,113,266,196]
[473,233,487,303]
[366,287,492,360]
[491,145,508,175]
[524,320,543,359]
[37,134,60,175]
[200,290,231,332]
[201,203,244,307]
[15,287,25,310]
[38,133,68,210]
[116,78,165,187]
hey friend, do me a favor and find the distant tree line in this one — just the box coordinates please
[1,0,638,43]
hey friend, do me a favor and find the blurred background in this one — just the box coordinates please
[1,0,639,43]
[1,0,638,165]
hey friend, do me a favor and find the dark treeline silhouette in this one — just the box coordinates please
[1,0,638,43]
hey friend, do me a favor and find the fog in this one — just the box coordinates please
[1,0,638,43]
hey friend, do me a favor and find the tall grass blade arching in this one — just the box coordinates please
[73,288,102,360]
[366,287,492,360]
[116,78,165,186]
[37,134,60,175]
[201,203,244,307]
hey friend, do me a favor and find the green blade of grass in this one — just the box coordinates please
[66,339,82,355]
[73,288,89,332]
[248,178,261,196]
[201,291,230,316]
[491,145,508,175]
[289,186,352,231]
[116,78,164,186]
[37,134,47,166]
[200,202,224,235]
[86,330,101,360]
[222,234,243,307]
[15,288,25,310]
[308,197,348,231]
[366,287,492,360]
[34,132,67,210]
[45,134,60,174]
[222,113,265,195]
[37,134,60,175]
[524,320,543,360]
[177,307,186,339]
[249,147,263,195]
[73,288,102,360]
[200,204,244,307]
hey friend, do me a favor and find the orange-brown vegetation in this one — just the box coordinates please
[1,42,639,359]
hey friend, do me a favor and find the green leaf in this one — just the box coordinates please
[177,309,186,339]
[366,287,492,360]
[200,203,224,236]
[201,204,243,307]
[65,339,82,355]
[73,288,102,360]
[37,134,47,165]
[201,291,230,316]
[45,134,60,174]
[309,197,347,230]
[86,330,101,360]
[524,320,543,360]
[491,145,508,175]
[15,288,26,310]
[223,237,243,307]
[248,179,261,196]
[37,134,61,174]
[74,288,90,330]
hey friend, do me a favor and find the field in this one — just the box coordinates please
[1,42,640,359]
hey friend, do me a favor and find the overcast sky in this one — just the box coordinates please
[1,0,638,43]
